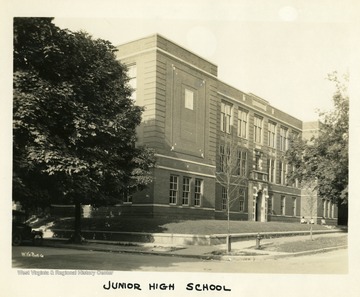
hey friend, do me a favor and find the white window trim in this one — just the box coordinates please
[254,115,263,144]
[238,108,248,139]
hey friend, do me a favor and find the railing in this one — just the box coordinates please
[251,170,268,182]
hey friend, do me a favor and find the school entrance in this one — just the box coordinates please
[250,182,269,222]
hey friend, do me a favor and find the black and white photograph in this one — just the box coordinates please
[1,0,359,296]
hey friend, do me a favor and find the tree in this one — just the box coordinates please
[286,72,349,224]
[215,133,248,253]
[13,18,155,242]
[300,181,323,239]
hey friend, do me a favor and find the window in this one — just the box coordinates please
[222,187,227,210]
[267,158,275,183]
[268,194,273,214]
[268,121,276,148]
[292,197,297,216]
[288,165,295,187]
[293,131,299,138]
[254,115,263,143]
[219,144,230,172]
[127,64,137,101]
[237,150,247,176]
[239,187,246,212]
[194,179,203,206]
[221,102,232,133]
[279,127,289,151]
[169,175,178,204]
[281,196,286,215]
[219,145,225,172]
[277,161,282,184]
[185,89,194,110]
[238,109,248,138]
[325,201,328,218]
[239,200,244,212]
[291,131,300,142]
[278,161,287,185]
[288,131,299,150]
[254,150,262,171]
[182,177,190,205]
[255,155,260,171]
[290,165,299,188]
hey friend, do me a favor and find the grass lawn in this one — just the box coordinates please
[47,217,337,235]
[263,235,348,253]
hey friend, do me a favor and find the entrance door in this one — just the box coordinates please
[255,191,263,221]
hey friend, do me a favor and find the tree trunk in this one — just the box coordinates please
[226,234,231,253]
[69,198,85,244]
[227,186,231,253]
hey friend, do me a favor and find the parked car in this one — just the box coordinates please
[12,211,43,246]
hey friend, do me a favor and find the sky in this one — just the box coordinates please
[50,0,357,122]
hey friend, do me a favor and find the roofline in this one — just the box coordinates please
[218,79,303,123]
[116,33,218,68]
[117,33,308,124]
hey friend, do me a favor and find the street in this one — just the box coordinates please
[12,245,348,274]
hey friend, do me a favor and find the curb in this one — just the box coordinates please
[39,239,348,262]
[40,241,220,260]
[217,245,348,262]
[272,244,348,259]
[42,228,347,246]
[44,228,345,246]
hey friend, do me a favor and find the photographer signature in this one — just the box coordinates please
[21,252,44,258]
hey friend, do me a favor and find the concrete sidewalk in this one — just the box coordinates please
[40,232,347,261]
